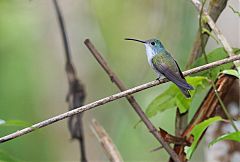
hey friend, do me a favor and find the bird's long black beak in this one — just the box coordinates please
[124,38,146,43]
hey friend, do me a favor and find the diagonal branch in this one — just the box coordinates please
[84,39,180,162]
[191,0,240,67]
[90,119,124,162]
[53,0,87,162]
[0,53,239,148]
[187,0,228,66]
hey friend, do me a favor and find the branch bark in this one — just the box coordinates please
[84,39,180,162]
[91,119,124,162]
[0,53,239,148]
[53,1,87,161]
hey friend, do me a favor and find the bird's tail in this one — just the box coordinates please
[178,86,191,98]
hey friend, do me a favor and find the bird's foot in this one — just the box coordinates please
[156,77,161,81]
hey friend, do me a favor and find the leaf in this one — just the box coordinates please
[184,116,222,159]
[221,69,240,79]
[0,119,6,125]
[145,88,175,117]
[237,66,240,74]
[209,131,240,147]
[202,28,219,44]
[0,150,20,162]
[145,76,208,117]
[0,120,31,127]
[191,48,240,80]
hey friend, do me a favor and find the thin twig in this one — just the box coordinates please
[229,5,240,17]
[84,39,180,162]
[90,119,124,162]
[187,0,228,66]
[53,1,87,161]
[211,82,239,131]
[0,54,240,145]
[53,0,71,62]
[191,0,240,67]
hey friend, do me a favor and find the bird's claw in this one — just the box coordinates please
[156,77,161,81]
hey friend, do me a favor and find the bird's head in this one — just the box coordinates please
[125,38,165,55]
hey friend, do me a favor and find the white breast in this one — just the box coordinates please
[144,44,155,66]
[144,44,162,77]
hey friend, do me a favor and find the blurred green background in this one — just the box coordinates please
[0,0,239,161]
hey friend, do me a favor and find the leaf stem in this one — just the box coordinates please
[210,82,239,132]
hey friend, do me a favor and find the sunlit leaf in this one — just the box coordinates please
[145,87,175,117]
[0,150,20,162]
[0,120,31,127]
[184,116,222,159]
[0,119,6,125]
[209,131,240,147]
[202,28,219,44]
[237,67,240,74]
[221,69,240,79]
[145,76,208,117]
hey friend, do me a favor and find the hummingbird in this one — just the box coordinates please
[125,38,194,98]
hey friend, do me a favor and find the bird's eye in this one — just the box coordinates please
[151,42,155,46]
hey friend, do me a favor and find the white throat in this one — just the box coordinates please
[144,44,155,62]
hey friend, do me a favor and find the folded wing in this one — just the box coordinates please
[152,56,193,90]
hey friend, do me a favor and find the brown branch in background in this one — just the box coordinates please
[198,0,239,131]
[90,119,124,162]
[175,0,228,138]
[159,128,190,146]
[205,81,240,162]
[0,54,239,145]
[171,0,237,161]
[175,110,188,137]
[186,0,228,67]
[171,75,237,162]
[191,0,237,63]
[52,1,87,162]
[84,39,181,162]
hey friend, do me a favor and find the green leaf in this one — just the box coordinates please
[184,116,222,159]
[145,88,175,117]
[145,76,208,117]
[202,28,219,44]
[209,131,240,147]
[0,119,6,125]
[0,119,31,127]
[0,150,20,162]
[237,66,240,74]
[191,48,240,80]
[175,93,191,113]
[221,69,240,79]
